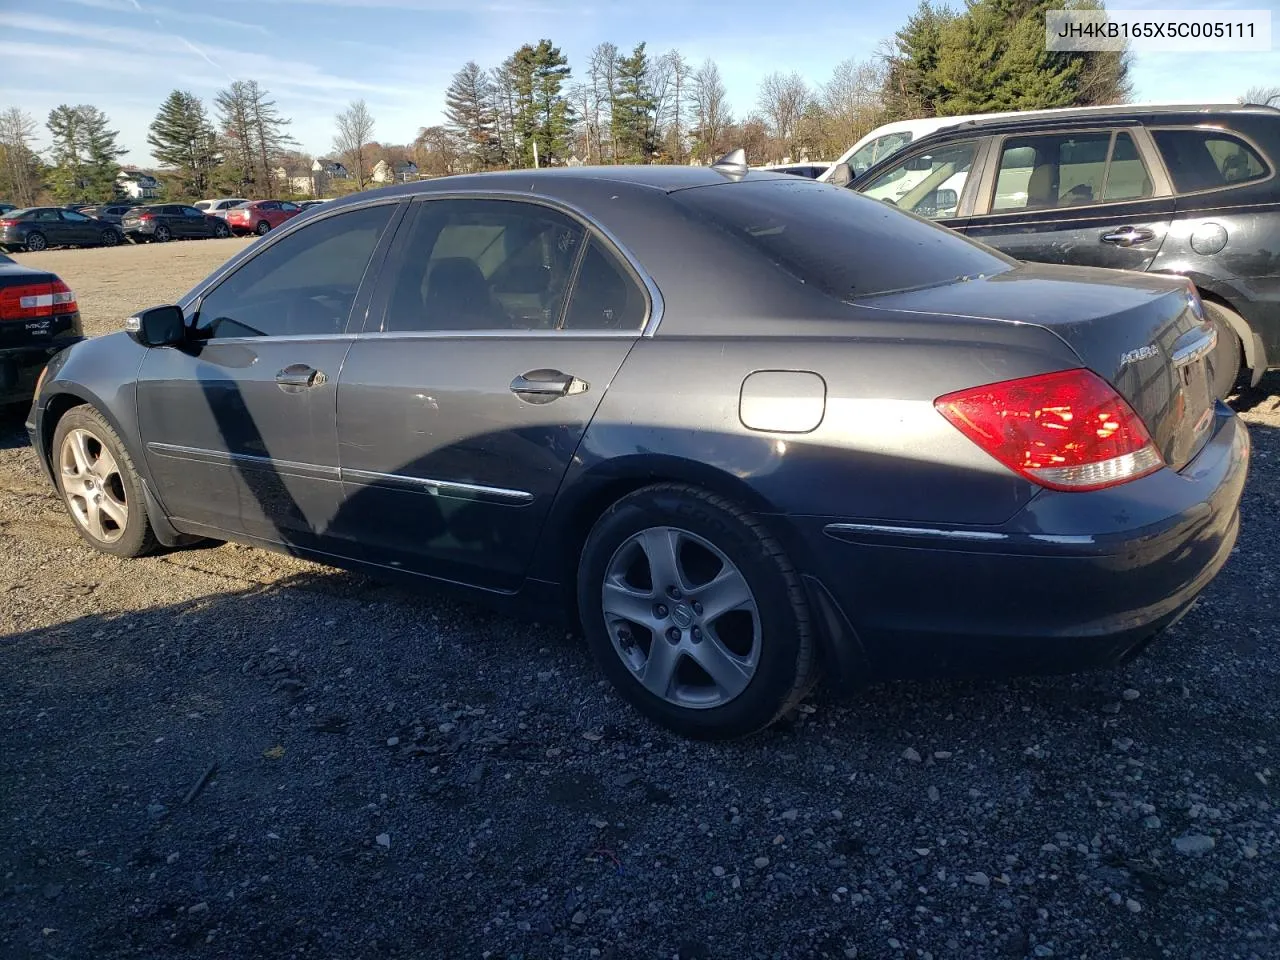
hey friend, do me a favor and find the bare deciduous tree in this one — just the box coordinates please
[1240,85,1280,107]
[690,58,733,161]
[757,71,810,161]
[589,42,619,162]
[334,99,375,189]
[821,58,887,159]
[0,107,42,206]
[663,50,689,163]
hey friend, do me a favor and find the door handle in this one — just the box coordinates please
[1100,226,1156,247]
[275,364,326,390]
[509,369,588,402]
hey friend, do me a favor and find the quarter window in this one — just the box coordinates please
[562,239,647,331]
[1151,129,1269,192]
[195,203,394,339]
[383,199,586,333]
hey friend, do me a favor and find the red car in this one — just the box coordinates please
[223,200,303,236]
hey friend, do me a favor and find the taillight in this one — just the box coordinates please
[934,368,1163,492]
[0,280,78,321]
[0,218,18,228]
[137,213,154,221]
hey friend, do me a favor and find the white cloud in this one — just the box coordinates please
[48,0,271,35]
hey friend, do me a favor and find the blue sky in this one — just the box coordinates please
[3,0,1277,165]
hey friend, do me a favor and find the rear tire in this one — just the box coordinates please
[52,406,157,558]
[25,232,47,252]
[1200,299,1248,393]
[153,224,171,242]
[577,483,817,740]
[213,221,230,239]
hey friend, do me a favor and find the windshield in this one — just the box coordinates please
[676,178,1013,300]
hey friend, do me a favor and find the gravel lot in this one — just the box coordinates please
[2,242,1279,960]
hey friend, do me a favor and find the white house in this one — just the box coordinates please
[371,159,419,184]
[116,169,161,199]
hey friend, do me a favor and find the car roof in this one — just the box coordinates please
[929,102,1280,137]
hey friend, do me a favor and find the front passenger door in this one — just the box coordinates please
[136,200,404,550]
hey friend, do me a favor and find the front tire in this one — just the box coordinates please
[52,406,157,558]
[100,229,120,247]
[577,483,817,740]
[255,220,271,236]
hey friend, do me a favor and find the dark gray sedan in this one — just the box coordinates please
[24,165,1248,739]
[0,206,124,251]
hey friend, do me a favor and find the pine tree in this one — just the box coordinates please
[214,80,294,198]
[612,43,656,164]
[46,104,124,202]
[528,39,573,166]
[882,1,957,119]
[444,61,502,170]
[147,90,220,198]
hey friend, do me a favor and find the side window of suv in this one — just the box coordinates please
[858,141,977,219]
[195,203,394,339]
[990,131,1154,212]
[382,199,585,333]
[1150,129,1269,192]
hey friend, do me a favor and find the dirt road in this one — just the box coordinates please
[2,242,1278,960]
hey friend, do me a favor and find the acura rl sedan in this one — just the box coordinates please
[25,160,1249,739]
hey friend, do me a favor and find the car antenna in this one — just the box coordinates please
[711,148,749,180]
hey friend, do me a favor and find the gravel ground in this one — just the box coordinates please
[2,244,1279,960]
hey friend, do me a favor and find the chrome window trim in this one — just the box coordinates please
[342,467,534,504]
[403,189,666,337]
[355,328,639,341]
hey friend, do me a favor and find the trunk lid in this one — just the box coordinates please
[860,262,1220,471]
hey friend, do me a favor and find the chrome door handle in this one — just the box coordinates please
[1100,226,1156,246]
[276,364,326,390]
[510,369,588,401]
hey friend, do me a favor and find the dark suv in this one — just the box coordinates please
[848,104,1280,390]
[121,204,232,243]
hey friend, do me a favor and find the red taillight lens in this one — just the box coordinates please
[934,368,1163,492]
[0,280,78,321]
[0,218,18,228]
[137,213,154,221]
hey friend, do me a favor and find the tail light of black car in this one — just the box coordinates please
[935,368,1164,492]
[0,279,78,322]
[0,218,20,228]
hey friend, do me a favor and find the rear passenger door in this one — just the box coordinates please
[961,127,1175,272]
[333,196,651,590]
[57,209,100,244]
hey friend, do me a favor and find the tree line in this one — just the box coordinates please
[1,0,1273,205]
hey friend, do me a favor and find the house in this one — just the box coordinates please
[371,159,419,184]
[310,158,348,196]
[272,165,316,198]
[116,168,161,199]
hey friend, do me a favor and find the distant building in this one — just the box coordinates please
[371,159,419,184]
[116,168,161,199]
[310,158,349,196]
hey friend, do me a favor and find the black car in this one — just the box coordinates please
[26,165,1246,739]
[0,207,124,252]
[848,103,1280,393]
[81,203,137,226]
[121,204,232,243]
[0,252,84,407]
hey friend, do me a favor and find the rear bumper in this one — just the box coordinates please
[786,405,1249,682]
[0,340,84,405]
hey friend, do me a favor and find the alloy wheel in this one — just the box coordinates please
[602,525,761,709]
[26,232,47,252]
[59,428,129,544]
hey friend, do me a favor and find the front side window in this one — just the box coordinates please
[991,131,1153,212]
[383,199,585,332]
[195,203,394,339]
[859,141,976,219]
[1151,129,1269,192]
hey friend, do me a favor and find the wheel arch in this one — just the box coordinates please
[1150,268,1267,381]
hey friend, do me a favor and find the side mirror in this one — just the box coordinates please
[125,304,186,347]
[828,162,853,187]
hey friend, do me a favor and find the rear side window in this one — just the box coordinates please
[1151,129,1269,192]
[678,178,1013,300]
[991,132,1150,212]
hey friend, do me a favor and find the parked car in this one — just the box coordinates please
[847,102,1280,394]
[295,199,329,208]
[26,165,1247,739]
[755,163,829,179]
[0,207,124,251]
[121,204,232,243]
[80,203,136,225]
[0,252,83,408]
[223,199,303,235]
[194,197,250,215]
[0,203,17,216]
[62,203,98,213]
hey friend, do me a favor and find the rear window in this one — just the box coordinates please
[1151,129,1270,192]
[675,178,1013,300]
